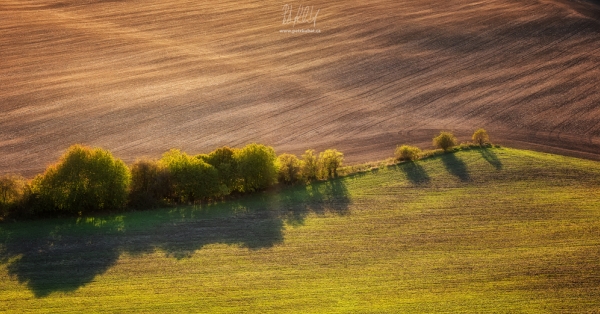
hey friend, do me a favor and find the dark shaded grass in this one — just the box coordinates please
[0,179,350,297]
[399,162,431,185]
[441,153,471,182]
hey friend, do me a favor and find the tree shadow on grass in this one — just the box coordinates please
[478,147,503,170]
[119,198,287,260]
[398,162,430,185]
[441,153,470,182]
[0,180,350,297]
[0,217,124,298]
[276,178,351,227]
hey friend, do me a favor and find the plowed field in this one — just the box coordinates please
[1,0,599,177]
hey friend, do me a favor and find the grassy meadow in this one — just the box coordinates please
[1,147,600,312]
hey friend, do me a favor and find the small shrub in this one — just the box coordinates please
[395,145,421,161]
[300,149,319,181]
[319,149,344,178]
[472,128,490,146]
[277,153,302,184]
[160,149,219,203]
[30,145,131,214]
[433,131,458,151]
[234,143,278,193]
[129,159,172,208]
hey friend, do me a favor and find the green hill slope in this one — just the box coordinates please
[1,147,600,312]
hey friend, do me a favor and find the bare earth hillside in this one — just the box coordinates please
[1,0,599,177]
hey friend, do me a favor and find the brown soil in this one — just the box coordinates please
[1,0,599,177]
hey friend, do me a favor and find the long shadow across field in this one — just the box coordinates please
[0,180,350,297]
[478,147,503,170]
[399,161,430,185]
[441,153,471,182]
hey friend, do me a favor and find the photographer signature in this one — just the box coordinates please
[283,4,319,28]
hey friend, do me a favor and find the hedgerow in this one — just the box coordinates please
[0,129,494,220]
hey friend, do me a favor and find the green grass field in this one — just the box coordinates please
[1,147,600,313]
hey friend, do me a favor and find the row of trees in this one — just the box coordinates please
[395,129,490,161]
[0,144,345,217]
[0,129,491,218]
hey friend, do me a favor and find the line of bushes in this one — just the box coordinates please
[394,128,492,162]
[0,128,492,220]
[337,129,494,175]
[0,144,345,219]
